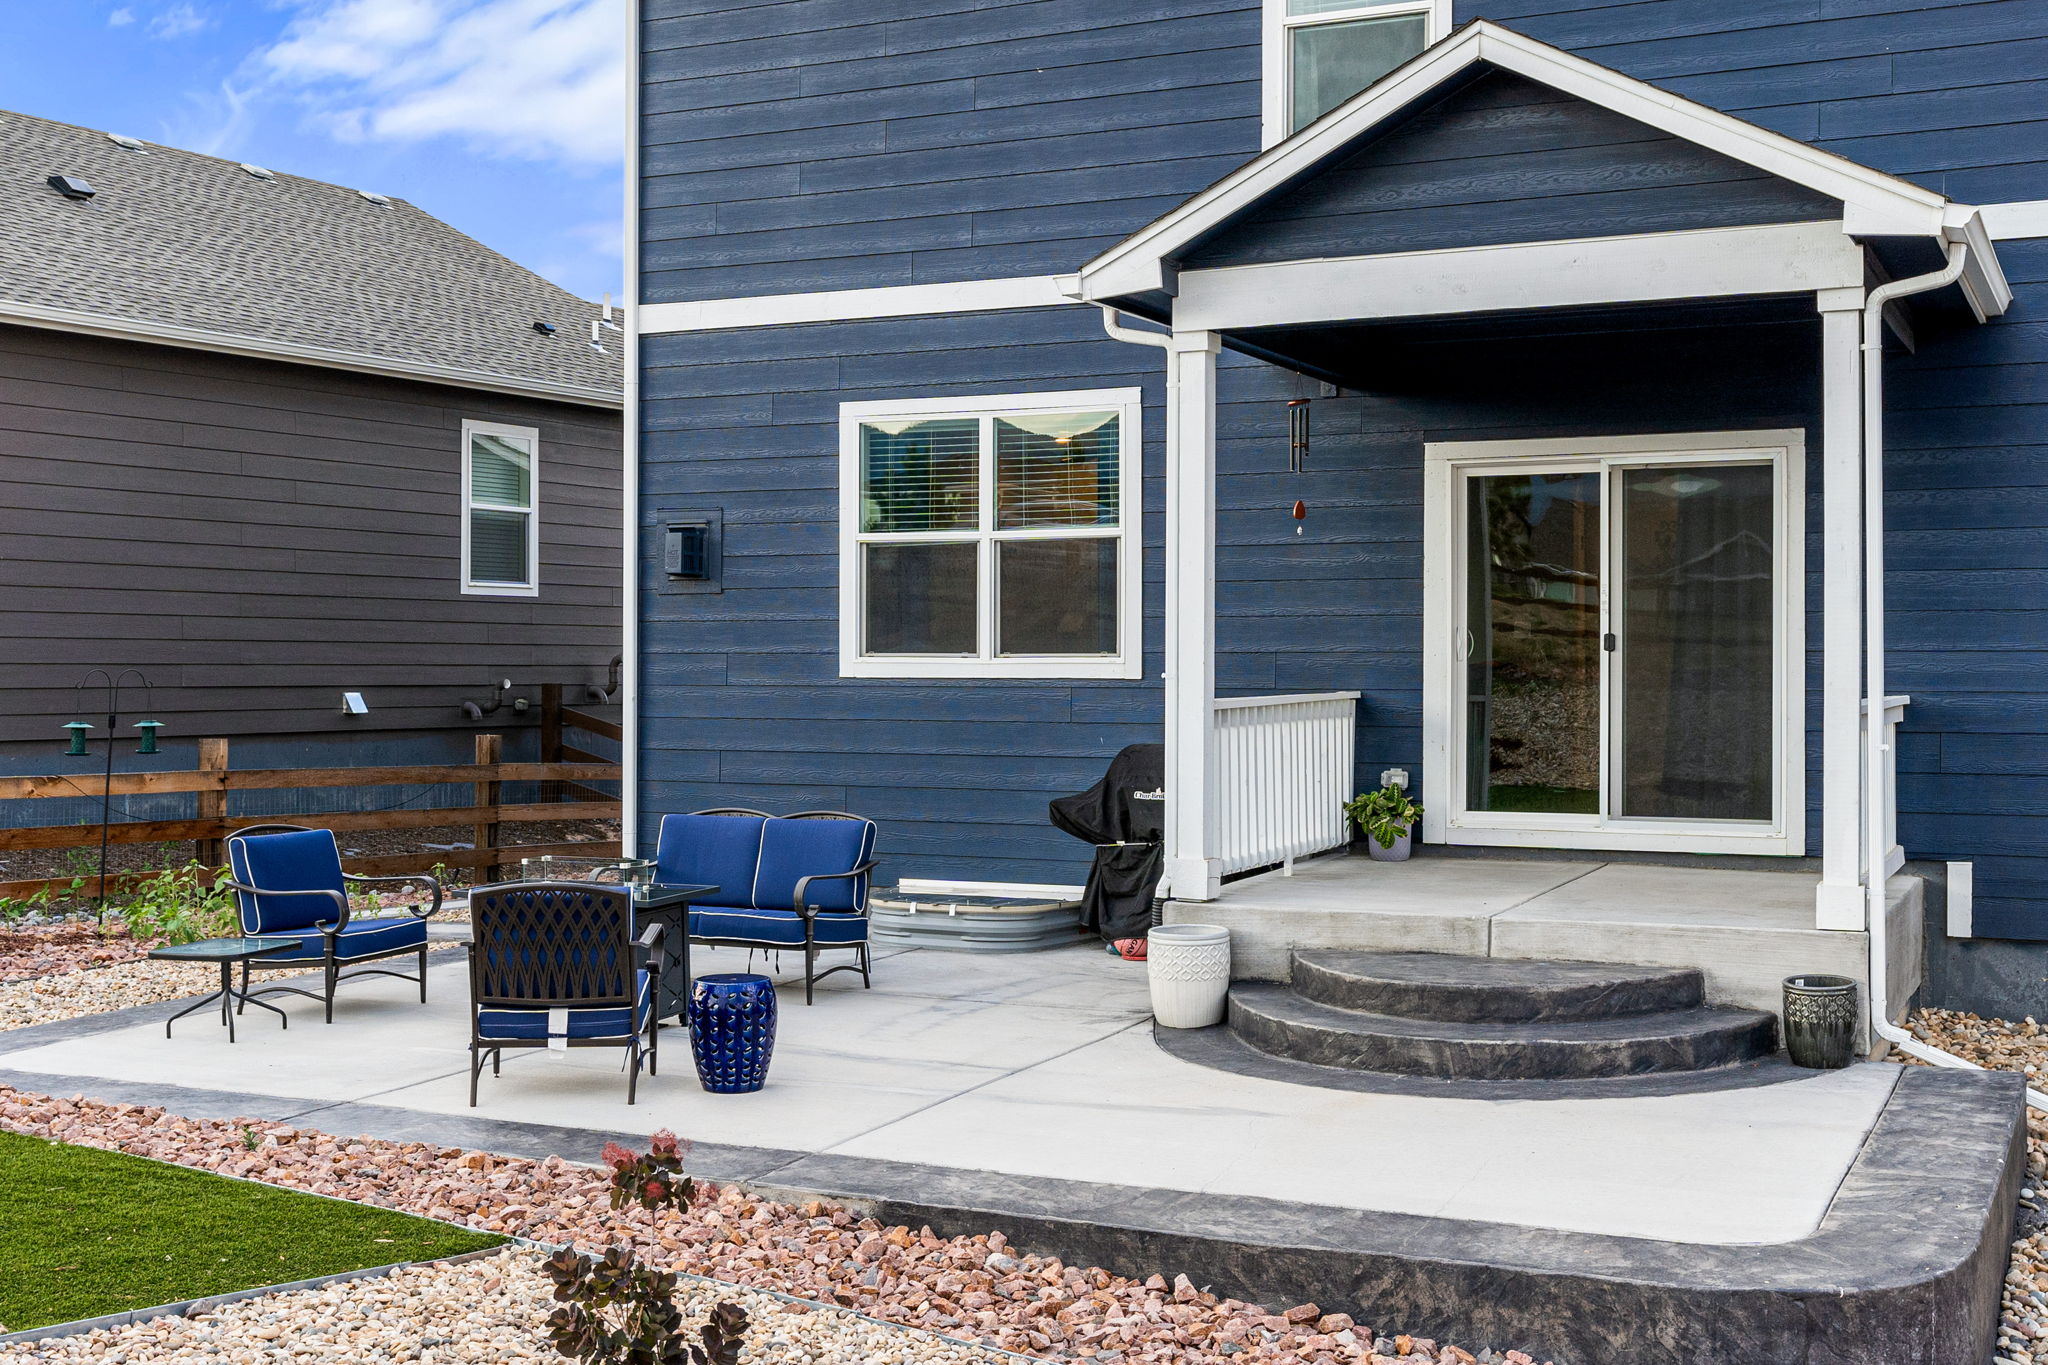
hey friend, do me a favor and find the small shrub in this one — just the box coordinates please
[545,1134,744,1365]
[117,863,239,945]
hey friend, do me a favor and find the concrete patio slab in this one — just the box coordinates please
[0,943,1891,1246]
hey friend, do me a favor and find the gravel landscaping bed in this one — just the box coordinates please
[0,1086,1544,1365]
[0,922,156,984]
[1906,1008,2048,1365]
[4,1246,1042,1365]
[0,959,218,1032]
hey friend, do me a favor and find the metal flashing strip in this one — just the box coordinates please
[0,299,622,410]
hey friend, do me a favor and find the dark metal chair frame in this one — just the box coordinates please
[465,880,662,1105]
[222,823,443,1023]
[683,807,878,1005]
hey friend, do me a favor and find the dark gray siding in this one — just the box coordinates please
[1184,69,1843,267]
[0,324,622,749]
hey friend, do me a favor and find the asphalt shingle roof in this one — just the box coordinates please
[0,108,621,406]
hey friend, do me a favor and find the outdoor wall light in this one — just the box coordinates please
[341,691,369,716]
[134,720,163,755]
[62,721,92,756]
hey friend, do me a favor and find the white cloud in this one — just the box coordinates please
[148,4,212,38]
[256,0,624,167]
[108,7,137,26]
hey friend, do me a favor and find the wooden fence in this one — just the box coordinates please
[0,715,622,900]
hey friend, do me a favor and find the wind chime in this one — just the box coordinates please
[1286,398,1310,534]
[60,669,164,917]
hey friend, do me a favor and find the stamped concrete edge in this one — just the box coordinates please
[0,1242,518,1347]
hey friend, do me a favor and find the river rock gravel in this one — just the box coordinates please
[2,1247,1042,1365]
[0,1085,1544,1365]
[0,958,217,1031]
[1906,1008,2048,1365]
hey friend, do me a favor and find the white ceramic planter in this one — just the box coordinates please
[1148,924,1231,1028]
[1368,829,1413,862]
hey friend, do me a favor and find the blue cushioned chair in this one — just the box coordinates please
[224,824,442,1022]
[656,808,877,1005]
[466,881,661,1105]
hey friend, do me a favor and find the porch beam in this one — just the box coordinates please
[1165,329,1223,902]
[1173,222,1867,333]
[1817,286,1868,930]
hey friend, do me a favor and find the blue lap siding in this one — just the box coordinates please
[641,0,2048,932]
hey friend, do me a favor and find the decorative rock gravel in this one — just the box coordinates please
[0,1086,1544,1365]
[0,922,156,984]
[2,1248,1037,1365]
[0,959,216,1031]
[1906,1008,2048,1365]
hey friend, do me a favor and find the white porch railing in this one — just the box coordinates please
[1862,694,1909,877]
[1211,691,1360,877]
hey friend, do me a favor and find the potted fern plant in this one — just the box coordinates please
[1345,785,1423,862]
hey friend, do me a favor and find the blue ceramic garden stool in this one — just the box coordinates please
[688,973,777,1093]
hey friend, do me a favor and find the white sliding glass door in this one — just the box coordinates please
[1423,432,1804,856]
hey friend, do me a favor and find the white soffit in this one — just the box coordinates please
[1076,20,1952,303]
[1173,222,1867,331]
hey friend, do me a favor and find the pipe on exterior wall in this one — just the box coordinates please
[1859,243,2048,1109]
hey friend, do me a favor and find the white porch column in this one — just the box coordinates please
[1816,286,1867,930]
[1165,330,1222,901]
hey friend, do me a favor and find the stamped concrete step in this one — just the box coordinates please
[1291,949,1703,1023]
[1227,983,1778,1080]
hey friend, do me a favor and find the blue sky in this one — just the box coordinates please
[0,0,625,302]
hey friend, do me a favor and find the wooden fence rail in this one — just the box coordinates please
[0,732,622,902]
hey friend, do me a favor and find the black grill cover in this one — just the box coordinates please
[1049,743,1165,941]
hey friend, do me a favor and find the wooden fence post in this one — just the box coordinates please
[474,733,503,883]
[194,738,229,867]
[539,684,563,804]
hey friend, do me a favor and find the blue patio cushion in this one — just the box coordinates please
[475,973,652,1041]
[248,916,426,962]
[654,813,764,907]
[752,818,875,913]
[229,829,348,934]
[688,907,868,947]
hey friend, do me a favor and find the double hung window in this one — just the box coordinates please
[839,390,1143,679]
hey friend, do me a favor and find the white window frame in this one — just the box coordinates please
[838,388,1144,680]
[460,418,541,597]
[1262,0,1450,147]
[1420,429,1807,857]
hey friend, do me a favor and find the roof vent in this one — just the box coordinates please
[239,163,276,181]
[356,189,391,205]
[46,174,95,201]
[107,133,149,153]
[532,321,557,337]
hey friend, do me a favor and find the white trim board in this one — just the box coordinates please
[1078,20,1954,301]
[1173,222,1865,331]
[638,276,1075,334]
[0,298,622,410]
[1420,429,1807,859]
[1984,199,2048,240]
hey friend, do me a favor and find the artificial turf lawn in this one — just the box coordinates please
[0,1129,506,1332]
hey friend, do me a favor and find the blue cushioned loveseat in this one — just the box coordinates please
[223,824,443,1021]
[655,808,877,1004]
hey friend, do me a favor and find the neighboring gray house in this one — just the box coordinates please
[0,108,623,788]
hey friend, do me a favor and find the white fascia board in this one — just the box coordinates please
[1076,20,1950,303]
[1982,198,2048,240]
[639,276,1075,334]
[0,298,623,410]
[1173,222,1864,331]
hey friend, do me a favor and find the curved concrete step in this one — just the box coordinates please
[1291,950,1703,1023]
[1228,983,1778,1080]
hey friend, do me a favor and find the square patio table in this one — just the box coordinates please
[149,936,303,1042]
[629,882,718,1025]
